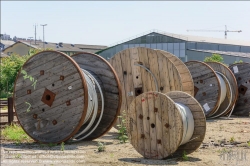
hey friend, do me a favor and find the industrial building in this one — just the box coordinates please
[97,30,250,65]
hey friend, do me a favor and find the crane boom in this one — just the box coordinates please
[187,25,242,39]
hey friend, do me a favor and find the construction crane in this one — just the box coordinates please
[187,25,242,39]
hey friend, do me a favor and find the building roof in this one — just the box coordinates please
[0,52,9,58]
[188,49,250,58]
[157,31,250,46]
[3,41,107,53]
[0,40,15,48]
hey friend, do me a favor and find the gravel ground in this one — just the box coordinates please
[1,116,250,166]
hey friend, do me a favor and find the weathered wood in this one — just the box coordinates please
[127,91,183,159]
[156,50,194,96]
[185,61,220,117]
[110,47,185,129]
[166,91,206,157]
[206,62,238,117]
[71,52,122,140]
[229,62,250,116]
[13,51,88,144]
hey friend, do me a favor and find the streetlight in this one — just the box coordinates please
[28,37,33,46]
[40,24,47,49]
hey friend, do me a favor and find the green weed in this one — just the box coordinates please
[1,123,32,143]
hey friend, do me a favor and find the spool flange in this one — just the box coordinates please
[229,62,250,116]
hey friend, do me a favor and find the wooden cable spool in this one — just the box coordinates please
[206,62,238,118]
[109,47,193,128]
[185,61,238,118]
[229,62,250,116]
[155,50,194,96]
[185,61,221,117]
[127,91,206,159]
[13,51,121,143]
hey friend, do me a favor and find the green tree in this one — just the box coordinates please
[0,48,52,97]
[204,53,224,63]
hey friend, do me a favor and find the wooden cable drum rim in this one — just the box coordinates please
[166,91,206,157]
[155,50,194,96]
[228,62,250,116]
[185,61,221,117]
[71,52,122,140]
[206,62,238,117]
[109,47,184,128]
[13,51,88,144]
[127,91,205,159]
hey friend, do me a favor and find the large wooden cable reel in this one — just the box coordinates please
[127,91,206,159]
[228,62,250,116]
[185,61,238,118]
[109,47,194,127]
[206,62,238,117]
[185,61,221,117]
[13,51,121,143]
[155,49,194,96]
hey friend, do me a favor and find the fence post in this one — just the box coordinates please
[8,97,13,125]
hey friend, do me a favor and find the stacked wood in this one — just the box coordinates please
[229,62,250,116]
[13,51,121,143]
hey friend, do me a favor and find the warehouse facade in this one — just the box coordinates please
[96,31,250,65]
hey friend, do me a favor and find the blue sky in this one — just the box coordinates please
[1,1,250,46]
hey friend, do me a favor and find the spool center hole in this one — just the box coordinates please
[137,89,142,94]
[151,123,155,128]
[46,95,51,101]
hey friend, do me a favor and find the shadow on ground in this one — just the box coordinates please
[118,156,202,165]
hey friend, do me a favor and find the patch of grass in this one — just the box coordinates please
[229,136,235,143]
[14,153,22,159]
[97,141,105,152]
[117,110,128,144]
[182,151,189,161]
[61,142,65,151]
[1,123,32,143]
[2,106,8,110]
[247,141,250,147]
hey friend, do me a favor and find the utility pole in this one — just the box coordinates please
[40,24,47,49]
[34,24,38,45]
[28,37,33,46]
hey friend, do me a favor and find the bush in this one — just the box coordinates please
[204,53,224,63]
[0,48,52,95]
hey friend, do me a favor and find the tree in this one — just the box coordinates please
[0,48,52,97]
[204,53,224,63]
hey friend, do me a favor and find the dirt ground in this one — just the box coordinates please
[1,116,250,166]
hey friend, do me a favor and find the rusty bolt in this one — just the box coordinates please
[52,120,57,125]
[66,100,71,106]
[40,70,44,75]
[160,87,164,91]
[200,80,203,83]
[154,107,158,113]
[27,89,31,94]
[33,114,37,119]
[60,75,64,81]
[123,71,127,75]
[165,123,170,128]
[141,134,145,139]
[139,114,143,119]
[157,139,161,144]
